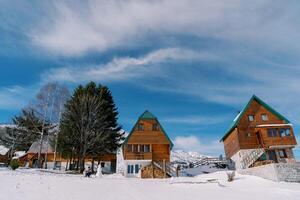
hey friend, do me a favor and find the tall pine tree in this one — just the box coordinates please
[58,82,124,172]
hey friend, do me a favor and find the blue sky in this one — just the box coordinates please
[1,1,300,158]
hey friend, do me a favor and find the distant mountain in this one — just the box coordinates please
[171,150,227,176]
[171,150,211,165]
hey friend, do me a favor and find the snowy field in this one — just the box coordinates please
[1,168,300,200]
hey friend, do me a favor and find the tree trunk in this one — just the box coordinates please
[75,155,80,171]
[65,160,69,171]
[91,157,95,173]
[79,156,85,173]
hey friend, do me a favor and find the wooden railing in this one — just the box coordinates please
[125,152,152,160]
[241,148,264,169]
[153,161,177,177]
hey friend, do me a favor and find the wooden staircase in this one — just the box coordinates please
[241,148,264,169]
[153,161,177,177]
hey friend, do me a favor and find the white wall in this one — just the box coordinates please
[124,160,151,178]
[240,163,278,181]
[240,163,300,182]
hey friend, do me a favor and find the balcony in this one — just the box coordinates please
[124,152,152,160]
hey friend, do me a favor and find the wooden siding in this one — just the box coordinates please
[124,119,171,161]
[223,128,240,158]
[152,144,170,162]
[127,119,170,144]
[237,99,296,149]
[223,99,297,159]
[255,126,297,148]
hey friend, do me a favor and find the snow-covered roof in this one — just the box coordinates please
[27,136,54,154]
[14,151,26,158]
[0,145,9,155]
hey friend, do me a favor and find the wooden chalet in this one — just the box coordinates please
[220,95,297,170]
[21,136,117,173]
[121,110,174,178]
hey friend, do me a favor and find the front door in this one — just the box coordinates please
[255,131,264,148]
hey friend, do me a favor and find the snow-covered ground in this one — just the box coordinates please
[0,168,300,200]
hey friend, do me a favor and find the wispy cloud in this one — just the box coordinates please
[173,135,223,156]
[28,1,300,56]
[45,48,215,82]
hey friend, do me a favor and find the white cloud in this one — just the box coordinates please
[29,0,300,56]
[173,135,223,156]
[45,47,215,82]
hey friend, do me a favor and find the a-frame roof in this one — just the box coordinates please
[139,110,157,120]
[220,95,290,142]
[123,110,174,149]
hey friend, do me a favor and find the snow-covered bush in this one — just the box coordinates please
[227,171,235,182]
[10,159,19,170]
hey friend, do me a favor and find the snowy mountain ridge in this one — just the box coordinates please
[171,150,212,164]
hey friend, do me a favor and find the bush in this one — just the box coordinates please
[227,171,235,182]
[10,159,19,170]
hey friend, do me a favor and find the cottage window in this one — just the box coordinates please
[139,145,144,152]
[278,149,287,158]
[152,123,159,131]
[267,129,277,137]
[135,164,139,173]
[127,144,133,152]
[261,114,268,121]
[137,123,144,131]
[127,165,134,174]
[144,145,151,152]
[248,115,254,121]
[245,132,251,138]
[279,128,291,137]
[133,145,138,152]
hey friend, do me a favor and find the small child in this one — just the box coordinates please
[85,167,93,178]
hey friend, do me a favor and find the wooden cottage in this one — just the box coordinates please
[20,136,65,169]
[121,110,174,178]
[21,136,117,173]
[220,95,297,170]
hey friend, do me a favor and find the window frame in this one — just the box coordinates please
[245,132,251,138]
[279,128,291,137]
[144,144,151,152]
[137,123,144,131]
[278,149,287,158]
[248,115,254,122]
[267,128,277,137]
[134,164,139,174]
[139,145,144,152]
[127,144,133,152]
[261,114,268,121]
[152,123,159,131]
[133,145,138,152]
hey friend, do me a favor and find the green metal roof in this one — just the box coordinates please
[139,110,157,120]
[220,95,290,142]
[123,110,174,149]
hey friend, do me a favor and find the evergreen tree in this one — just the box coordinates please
[0,109,47,160]
[58,82,124,172]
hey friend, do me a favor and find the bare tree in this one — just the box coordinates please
[27,82,70,168]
